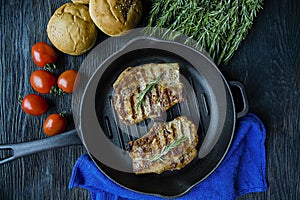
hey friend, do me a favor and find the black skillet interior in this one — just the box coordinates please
[92,48,235,197]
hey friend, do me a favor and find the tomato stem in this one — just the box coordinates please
[59,111,67,118]
[44,63,56,71]
[50,85,65,95]
[18,94,23,104]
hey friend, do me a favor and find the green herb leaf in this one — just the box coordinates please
[135,74,163,110]
[149,136,187,162]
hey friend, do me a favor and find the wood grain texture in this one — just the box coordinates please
[0,0,90,199]
[221,0,300,199]
[0,0,299,200]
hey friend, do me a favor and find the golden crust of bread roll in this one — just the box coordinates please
[72,0,90,4]
[47,3,97,56]
[89,0,142,36]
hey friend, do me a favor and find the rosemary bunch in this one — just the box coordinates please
[147,0,263,65]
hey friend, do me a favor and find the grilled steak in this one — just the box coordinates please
[113,63,185,125]
[128,116,198,174]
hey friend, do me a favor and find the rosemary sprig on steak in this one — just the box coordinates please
[128,116,198,174]
[149,136,187,162]
[135,74,163,110]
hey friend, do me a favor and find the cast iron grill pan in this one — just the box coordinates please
[92,48,234,197]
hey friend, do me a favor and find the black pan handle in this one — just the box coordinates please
[0,129,81,165]
[229,81,249,118]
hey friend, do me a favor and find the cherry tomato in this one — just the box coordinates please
[30,70,57,94]
[43,113,67,136]
[57,70,79,93]
[32,42,57,68]
[21,94,48,116]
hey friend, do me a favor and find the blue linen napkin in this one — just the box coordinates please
[69,113,267,200]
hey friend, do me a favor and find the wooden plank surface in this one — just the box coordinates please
[0,0,299,200]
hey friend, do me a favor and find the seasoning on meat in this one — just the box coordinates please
[128,116,198,174]
[113,63,185,125]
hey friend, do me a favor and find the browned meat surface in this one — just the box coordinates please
[113,63,185,125]
[128,116,198,174]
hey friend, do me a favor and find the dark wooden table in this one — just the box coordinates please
[1,0,299,199]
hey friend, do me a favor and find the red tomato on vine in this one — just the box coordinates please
[30,70,57,94]
[57,70,79,93]
[32,42,57,69]
[20,94,48,116]
[43,113,67,136]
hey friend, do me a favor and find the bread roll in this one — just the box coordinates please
[89,0,142,36]
[47,3,97,55]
